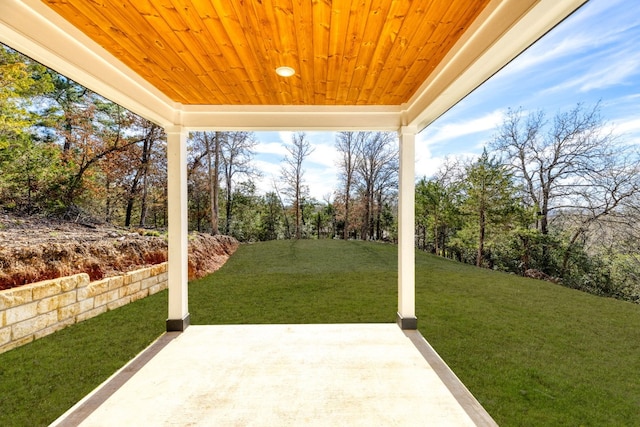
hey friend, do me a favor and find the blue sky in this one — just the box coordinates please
[252,0,640,200]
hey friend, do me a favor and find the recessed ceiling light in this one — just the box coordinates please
[275,66,295,77]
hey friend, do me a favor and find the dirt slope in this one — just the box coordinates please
[0,214,238,290]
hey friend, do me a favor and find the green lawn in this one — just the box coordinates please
[1,239,639,426]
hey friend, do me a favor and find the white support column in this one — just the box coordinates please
[165,126,190,331]
[397,126,417,329]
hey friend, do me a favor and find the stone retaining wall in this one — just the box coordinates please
[0,263,168,354]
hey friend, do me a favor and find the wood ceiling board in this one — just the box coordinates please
[292,0,316,104]
[309,1,327,103]
[167,1,252,103]
[360,0,428,104]
[40,0,493,106]
[59,0,209,103]
[3,0,587,130]
[323,1,347,104]
[343,0,391,104]
[138,0,241,104]
[216,3,275,104]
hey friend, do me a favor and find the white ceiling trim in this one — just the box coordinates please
[178,104,403,131]
[0,0,586,133]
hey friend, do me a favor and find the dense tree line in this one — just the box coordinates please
[2,45,639,302]
[0,46,399,242]
[186,130,399,242]
[416,104,640,302]
[0,46,168,225]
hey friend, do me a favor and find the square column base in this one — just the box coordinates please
[397,313,418,330]
[166,314,190,332]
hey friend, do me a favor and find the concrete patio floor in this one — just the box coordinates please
[51,324,497,426]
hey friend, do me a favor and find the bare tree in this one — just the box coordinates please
[221,131,258,235]
[492,102,640,273]
[335,132,364,239]
[355,132,398,240]
[190,132,221,235]
[272,179,291,239]
[280,132,314,239]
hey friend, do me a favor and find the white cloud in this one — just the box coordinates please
[542,52,640,94]
[414,150,479,181]
[613,117,640,136]
[278,131,293,144]
[304,168,338,201]
[252,159,282,194]
[307,142,339,169]
[419,110,505,145]
[504,35,594,77]
[497,0,638,83]
[415,156,445,180]
[580,62,639,92]
[254,141,288,157]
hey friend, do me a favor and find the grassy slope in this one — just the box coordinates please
[1,239,639,426]
[415,252,640,426]
[189,240,397,324]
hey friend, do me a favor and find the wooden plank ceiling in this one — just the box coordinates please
[42,0,491,106]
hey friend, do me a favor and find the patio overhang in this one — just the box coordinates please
[0,0,587,331]
[1,0,586,132]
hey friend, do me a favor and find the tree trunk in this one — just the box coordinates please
[138,136,152,228]
[206,132,220,235]
[343,180,351,240]
[433,215,440,256]
[477,209,485,267]
[124,170,141,227]
[139,172,148,227]
[104,177,112,223]
[295,194,301,239]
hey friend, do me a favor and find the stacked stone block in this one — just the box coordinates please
[0,263,168,354]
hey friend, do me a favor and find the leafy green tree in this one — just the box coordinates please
[415,160,463,257]
[461,149,520,267]
[416,178,457,255]
[0,46,52,145]
[258,191,284,241]
[314,199,337,239]
[0,46,56,212]
[0,135,62,213]
[226,181,262,242]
